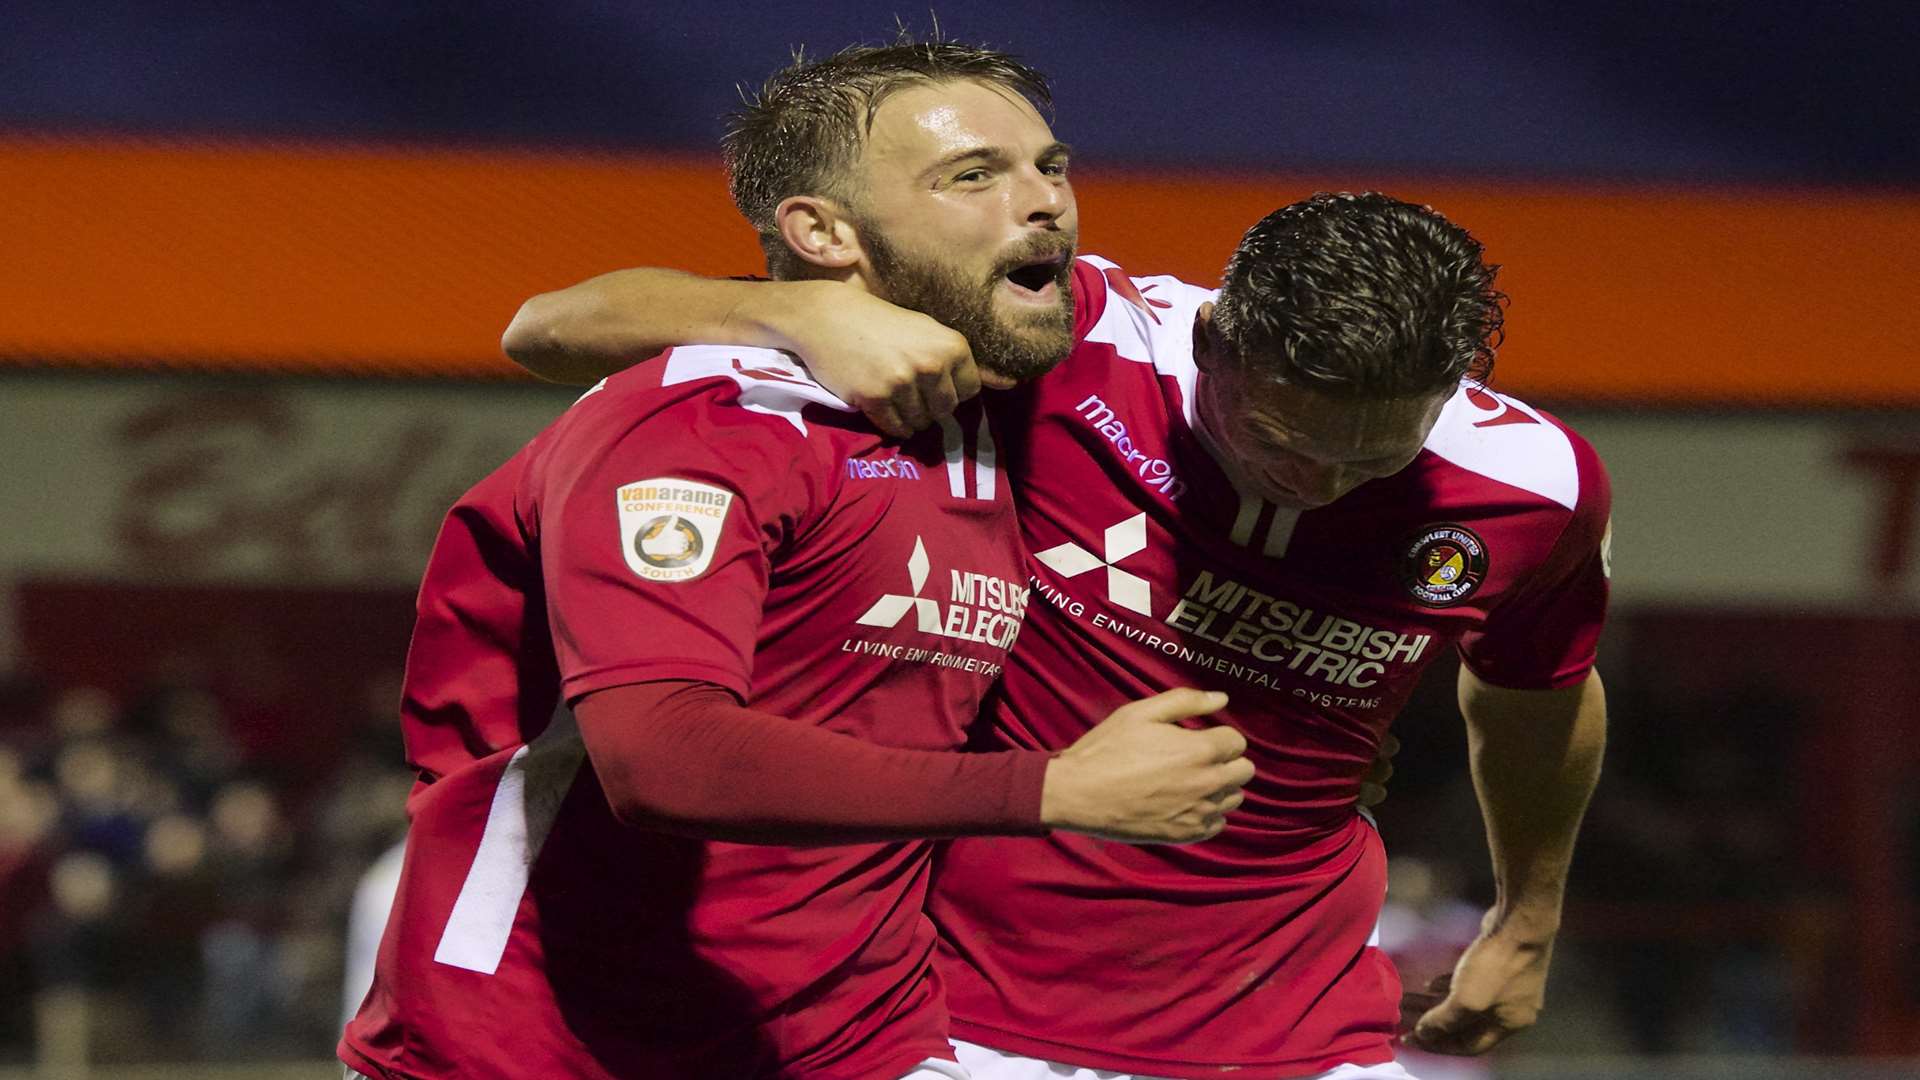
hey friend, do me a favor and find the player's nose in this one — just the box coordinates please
[1016,164,1071,226]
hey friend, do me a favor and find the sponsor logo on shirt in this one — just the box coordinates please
[1101,267,1173,324]
[1074,395,1187,500]
[1029,516,1434,700]
[1400,524,1489,607]
[1032,512,1153,616]
[845,456,922,481]
[615,478,733,582]
[1465,384,1541,429]
[1031,563,1424,704]
[1158,570,1431,690]
[852,536,1029,653]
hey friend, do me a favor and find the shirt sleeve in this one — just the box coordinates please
[576,680,1053,844]
[1458,426,1613,690]
[534,389,818,703]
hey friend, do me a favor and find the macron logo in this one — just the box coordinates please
[1075,395,1187,500]
[1033,512,1153,617]
[847,457,922,481]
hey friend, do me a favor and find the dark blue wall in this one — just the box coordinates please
[4,1,1914,184]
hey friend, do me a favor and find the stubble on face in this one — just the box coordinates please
[861,221,1077,385]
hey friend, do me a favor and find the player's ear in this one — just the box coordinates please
[1192,301,1223,373]
[774,195,862,272]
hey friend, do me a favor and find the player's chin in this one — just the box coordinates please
[979,326,1073,387]
[977,353,1057,388]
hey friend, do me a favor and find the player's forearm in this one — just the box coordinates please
[502,268,833,386]
[576,680,1051,845]
[1460,668,1606,939]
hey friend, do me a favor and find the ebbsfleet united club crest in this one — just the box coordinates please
[1401,524,1488,607]
[616,478,733,582]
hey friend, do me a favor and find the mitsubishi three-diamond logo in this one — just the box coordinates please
[1033,513,1152,616]
[856,536,944,631]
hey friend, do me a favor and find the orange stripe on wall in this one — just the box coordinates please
[3,137,1916,404]
[0,137,759,376]
[1080,175,1920,407]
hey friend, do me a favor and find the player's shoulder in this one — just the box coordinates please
[1071,254,1214,376]
[1422,382,1606,513]
[527,345,865,509]
[568,344,857,440]
[523,346,862,540]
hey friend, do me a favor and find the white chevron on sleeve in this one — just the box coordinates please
[660,345,853,435]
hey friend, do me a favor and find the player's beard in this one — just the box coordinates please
[863,228,1076,385]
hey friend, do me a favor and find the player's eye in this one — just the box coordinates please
[954,168,992,184]
[1040,159,1070,177]
[1252,431,1298,456]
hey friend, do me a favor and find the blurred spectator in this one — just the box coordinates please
[122,685,241,811]
[341,839,405,1031]
[53,737,153,866]
[199,780,296,1058]
[1908,784,1920,1002]
[50,687,117,743]
[30,850,126,1008]
[0,745,58,1062]
[124,812,215,1055]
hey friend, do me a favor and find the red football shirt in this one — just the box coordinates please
[340,346,1034,1080]
[932,257,1612,1077]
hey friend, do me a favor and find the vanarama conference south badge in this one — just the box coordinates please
[617,478,734,582]
[1401,524,1488,607]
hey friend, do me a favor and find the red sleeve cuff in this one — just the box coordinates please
[997,746,1053,836]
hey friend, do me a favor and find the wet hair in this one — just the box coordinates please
[1209,192,1506,398]
[723,35,1053,278]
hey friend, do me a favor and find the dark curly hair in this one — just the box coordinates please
[1209,192,1506,398]
[724,36,1053,279]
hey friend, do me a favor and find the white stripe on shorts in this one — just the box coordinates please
[432,713,586,974]
[357,1056,969,1079]
[951,1039,1419,1080]
[903,1057,973,1080]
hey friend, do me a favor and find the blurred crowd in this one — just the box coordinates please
[0,671,413,1064]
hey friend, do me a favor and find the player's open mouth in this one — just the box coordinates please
[1000,256,1066,304]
